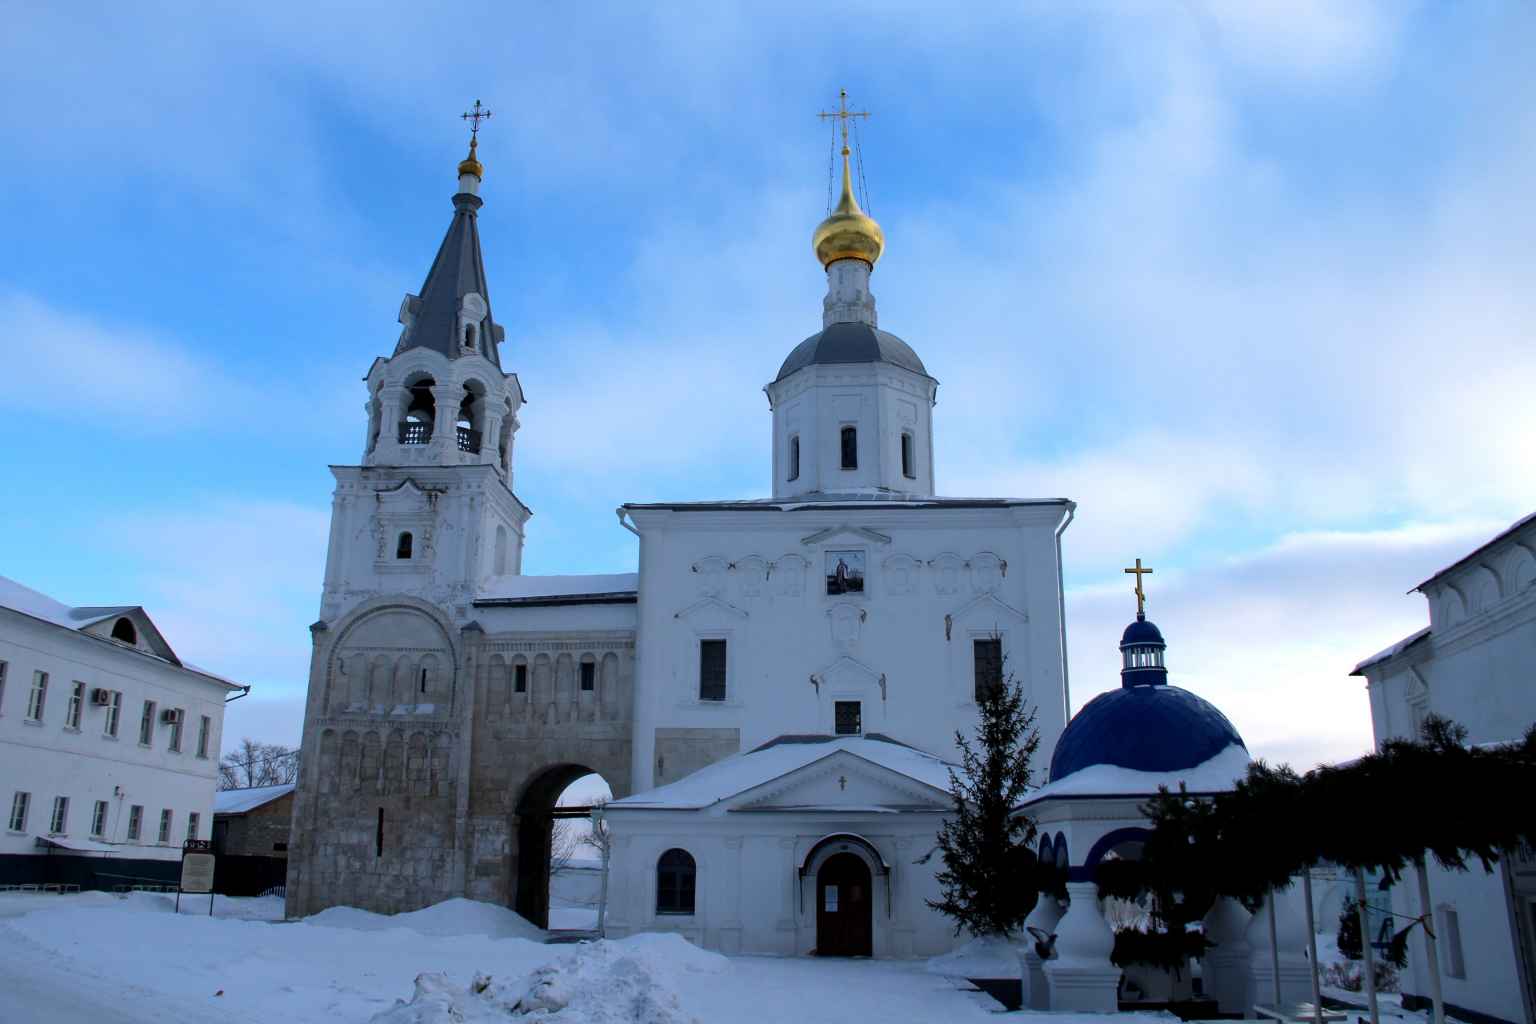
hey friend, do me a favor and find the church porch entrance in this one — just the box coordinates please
[816,852,873,957]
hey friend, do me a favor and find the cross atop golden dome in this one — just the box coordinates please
[813,90,884,268]
[458,99,492,180]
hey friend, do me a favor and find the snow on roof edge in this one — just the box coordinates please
[1350,626,1431,676]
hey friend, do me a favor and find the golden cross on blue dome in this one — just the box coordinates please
[1124,558,1153,619]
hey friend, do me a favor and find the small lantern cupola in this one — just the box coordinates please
[1119,558,1168,687]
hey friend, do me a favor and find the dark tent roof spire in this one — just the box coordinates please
[393,115,504,368]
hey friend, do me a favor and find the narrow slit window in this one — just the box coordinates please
[788,435,800,481]
[376,808,384,857]
[514,664,528,694]
[901,433,915,479]
[580,661,596,691]
[840,426,858,470]
[419,667,428,694]
[396,532,413,559]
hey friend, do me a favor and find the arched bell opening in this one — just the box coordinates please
[399,376,436,445]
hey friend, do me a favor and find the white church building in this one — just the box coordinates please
[1352,512,1536,1024]
[284,123,1074,960]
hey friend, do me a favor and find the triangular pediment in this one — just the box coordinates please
[673,596,748,620]
[724,749,951,815]
[79,607,180,665]
[948,591,1028,625]
[800,524,892,547]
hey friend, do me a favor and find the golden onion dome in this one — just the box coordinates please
[813,148,884,268]
[458,136,484,179]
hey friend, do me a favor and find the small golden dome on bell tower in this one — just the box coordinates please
[457,136,484,180]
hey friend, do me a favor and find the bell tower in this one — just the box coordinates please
[317,113,531,623]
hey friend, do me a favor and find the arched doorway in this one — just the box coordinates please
[514,764,608,929]
[816,852,872,957]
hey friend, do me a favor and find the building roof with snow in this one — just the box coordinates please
[473,573,638,607]
[215,783,297,815]
[607,734,956,812]
[0,574,246,691]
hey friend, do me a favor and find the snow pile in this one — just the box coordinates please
[371,934,728,1024]
[307,897,546,939]
[925,935,1019,979]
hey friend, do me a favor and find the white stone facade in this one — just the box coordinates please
[1352,512,1536,1024]
[0,582,241,873]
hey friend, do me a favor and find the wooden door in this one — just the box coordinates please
[816,853,872,956]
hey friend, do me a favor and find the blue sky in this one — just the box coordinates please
[3,3,1533,770]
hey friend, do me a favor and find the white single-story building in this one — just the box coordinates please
[602,733,959,958]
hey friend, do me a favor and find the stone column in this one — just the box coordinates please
[1244,882,1311,1013]
[375,387,403,461]
[1019,891,1064,1009]
[1203,896,1253,1014]
[480,407,503,466]
[430,384,455,456]
[1042,881,1121,1011]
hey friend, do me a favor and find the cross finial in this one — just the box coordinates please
[1124,558,1153,619]
[461,99,492,138]
[818,88,870,156]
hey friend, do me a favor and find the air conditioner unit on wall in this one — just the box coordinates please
[160,708,182,724]
[90,688,112,706]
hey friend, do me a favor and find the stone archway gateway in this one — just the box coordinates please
[816,852,873,956]
[514,763,602,930]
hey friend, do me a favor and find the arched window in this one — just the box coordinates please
[400,379,435,445]
[901,432,915,479]
[656,848,696,915]
[396,532,413,559]
[457,385,482,453]
[111,617,137,645]
[463,323,476,349]
[840,426,858,470]
[788,435,800,481]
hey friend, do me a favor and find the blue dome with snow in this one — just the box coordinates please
[1047,684,1247,782]
[1047,614,1247,783]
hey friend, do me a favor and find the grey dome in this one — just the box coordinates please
[775,322,928,383]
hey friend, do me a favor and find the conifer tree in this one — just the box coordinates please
[927,671,1042,937]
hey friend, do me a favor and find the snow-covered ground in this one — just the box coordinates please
[0,892,1000,1023]
[0,891,1435,1023]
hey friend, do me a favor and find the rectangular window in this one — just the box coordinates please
[196,715,211,758]
[580,661,596,691]
[127,805,143,841]
[186,812,200,842]
[973,639,1003,701]
[514,664,528,693]
[139,700,156,746]
[0,659,8,713]
[168,709,184,752]
[840,426,858,470]
[91,800,108,837]
[104,691,122,737]
[699,640,727,702]
[27,671,48,722]
[901,433,915,479]
[834,701,862,736]
[8,792,28,832]
[788,435,800,481]
[66,681,85,730]
[1440,906,1466,978]
[50,796,68,835]
[157,809,173,844]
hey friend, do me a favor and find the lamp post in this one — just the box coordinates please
[592,804,609,937]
